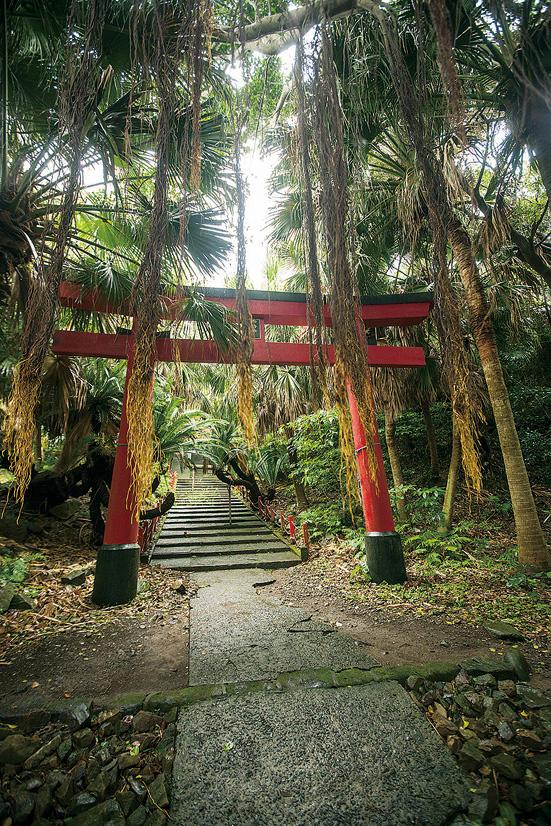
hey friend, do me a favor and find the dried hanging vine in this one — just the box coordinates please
[378,14,483,493]
[313,24,377,501]
[234,123,256,446]
[126,0,209,517]
[3,0,104,504]
[232,6,256,447]
[294,37,327,408]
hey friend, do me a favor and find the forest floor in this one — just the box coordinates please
[0,518,192,710]
[265,511,551,690]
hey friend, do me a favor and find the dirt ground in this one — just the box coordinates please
[266,550,551,692]
[0,519,191,711]
[0,605,189,711]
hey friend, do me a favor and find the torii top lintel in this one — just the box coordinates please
[53,282,433,368]
[58,282,433,328]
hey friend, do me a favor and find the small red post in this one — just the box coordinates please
[302,522,309,548]
[289,516,295,540]
[280,511,285,532]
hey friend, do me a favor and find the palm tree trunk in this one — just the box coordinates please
[420,398,440,482]
[34,424,42,464]
[439,416,461,534]
[526,103,551,203]
[384,410,406,522]
[448,218,550,571]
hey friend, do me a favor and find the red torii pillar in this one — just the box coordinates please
[91,324,151,606]
[346,309,407,583]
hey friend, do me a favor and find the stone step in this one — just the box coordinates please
[152,541,288,558]
[158,531,273,544]
[151,550,300,571]
[165,513,262,525]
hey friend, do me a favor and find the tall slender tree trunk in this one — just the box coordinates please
[448,219,550,571]
[420,398,440,482]
[526,103,551,203]
[384,410,406,522]
[34,424,42,465]
[285,426,309,511]
[439,416,461,534]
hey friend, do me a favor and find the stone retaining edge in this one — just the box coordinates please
[0,656,519,724]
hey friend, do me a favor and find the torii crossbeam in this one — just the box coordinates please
[54,282,433,605]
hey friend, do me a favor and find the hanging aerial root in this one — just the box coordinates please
[334,363,360,508]
[2,367,41,506]
[2,0,104,504]
[237,361,256,447]
[427,0,466,140]
[126,367,155,522]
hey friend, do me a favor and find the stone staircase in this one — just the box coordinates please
[150,473,301,572]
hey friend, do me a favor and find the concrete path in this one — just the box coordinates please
[170,569,470,825]
[151,474,300,572]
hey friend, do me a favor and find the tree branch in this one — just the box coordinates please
[214,0,383,55]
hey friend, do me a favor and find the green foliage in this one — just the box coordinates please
[297,504,351,540]
[0,551,43,585]
[390,484,444,527]
[285,411,341,497]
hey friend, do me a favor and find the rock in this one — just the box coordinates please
[57,737,72,762]
[69,793,98,816]
[86,772,109,801]
[118,752,140,770]
[516,729,543,749]
[26,517,49,534]
[483,620,525,641]
[148,773,168,809]
[115,790,138,817]
[531,751,551,782]
[406,675,423,691]
[461,657,513,679]
[459,740,484,772]
[0,584,16,613]
[57,702,91,731]
[516,684,551,709]
[509,782,534,812]
[9,591,36,611]
[54,774,73,806]
[127,777,147,801]
[433,714,458,738]
[0,515,28,541]
[504,649,531,682]
[12,789,34,824]
[497,721,515,742]
[66,798,124,825]
[131,710,164,733]
[498,702,517,721]
[127,805,148,826]
[0,735,38,765]
[489,752,522,780]
[24,734,62,769]
[48,499,82,521]
[497,680,517,698]
[467,784,499,824]
[473,673,496,687]
[72,729,95,749]
[61,568,87,586]
[34,786,51,819]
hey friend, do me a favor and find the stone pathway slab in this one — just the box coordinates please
[189,570,377,686]
[171,681,469,826]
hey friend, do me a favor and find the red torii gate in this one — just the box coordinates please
[54,282,432,604]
